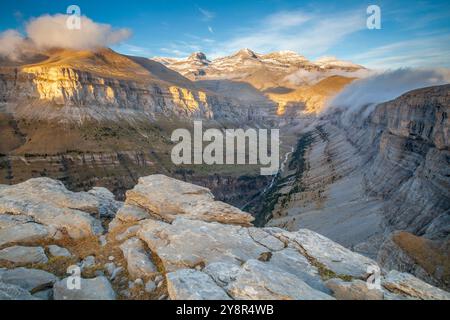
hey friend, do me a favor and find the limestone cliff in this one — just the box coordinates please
[0,49,260,123]
[263,85,449,289]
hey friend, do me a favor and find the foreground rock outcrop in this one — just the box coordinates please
[0,175,449,300]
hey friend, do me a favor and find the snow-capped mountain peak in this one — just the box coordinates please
[314,56,363,69]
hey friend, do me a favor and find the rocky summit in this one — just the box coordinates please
[0,175,448,300]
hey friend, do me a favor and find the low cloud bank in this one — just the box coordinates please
[0,14,131,60]
[325,68,450,122]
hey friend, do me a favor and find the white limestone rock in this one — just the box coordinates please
[138,218,269,272]
[125,175,254,226]
[166,269,231,300]
[120,237,157,279]
[88,187,123,218]
[382,270,450,300]
[47,245,72,258]
[0,246,48,264]
[53,276,116,300]
[227,259,334,300]
[0,222,49,247]
[0,268,58,292]
[267,228,379,279]
[0,282,38,300]
[325,278,384,300]
[0,178,103,239]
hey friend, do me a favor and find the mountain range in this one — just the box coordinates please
[0,46,449,296]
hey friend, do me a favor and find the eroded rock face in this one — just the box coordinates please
[126,175,254,226]
[264,85,450,291]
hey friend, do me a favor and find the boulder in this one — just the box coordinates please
[120,237,157,279]
[166,269,231,300]
[80,256,96,270]
[53,276,116,300]
[137,218,269,272]
[47,245,72,258]
[0,246,48,264]
[125,175,253,226]
[0,268,58,292]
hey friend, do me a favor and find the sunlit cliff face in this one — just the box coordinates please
[16,64,216,120]
[168,86,210,114]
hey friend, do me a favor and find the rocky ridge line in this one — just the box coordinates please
[0,175,448,300]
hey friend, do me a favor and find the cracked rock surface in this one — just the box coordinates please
[0,175,449,300]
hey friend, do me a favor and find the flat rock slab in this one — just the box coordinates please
[0,246,48,264]
[226,259,334,300]
[0,178,103,239]
[115,204,150,223]
[0,282,38,300]
[0,222,49,247]
[267,228,378,279]
[166,269,231,300]
[53,276,116,300]
[126,175,253,226]
[120,237,157,279]
[47,245,72,258]
[0,214,33,229]
[0,268,58,293]
[382,270,450,300]
[268,247,329,293]
[138,218,269,272]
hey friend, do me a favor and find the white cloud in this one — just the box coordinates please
[0,30,28,60]
[0,14,131,59]
[349,35,450,69]
[26,14,131,50]
[208,26,214,34]
[209,10,366,58]
[325,68,450,122]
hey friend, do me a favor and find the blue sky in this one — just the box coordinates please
[1,0,449,68]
